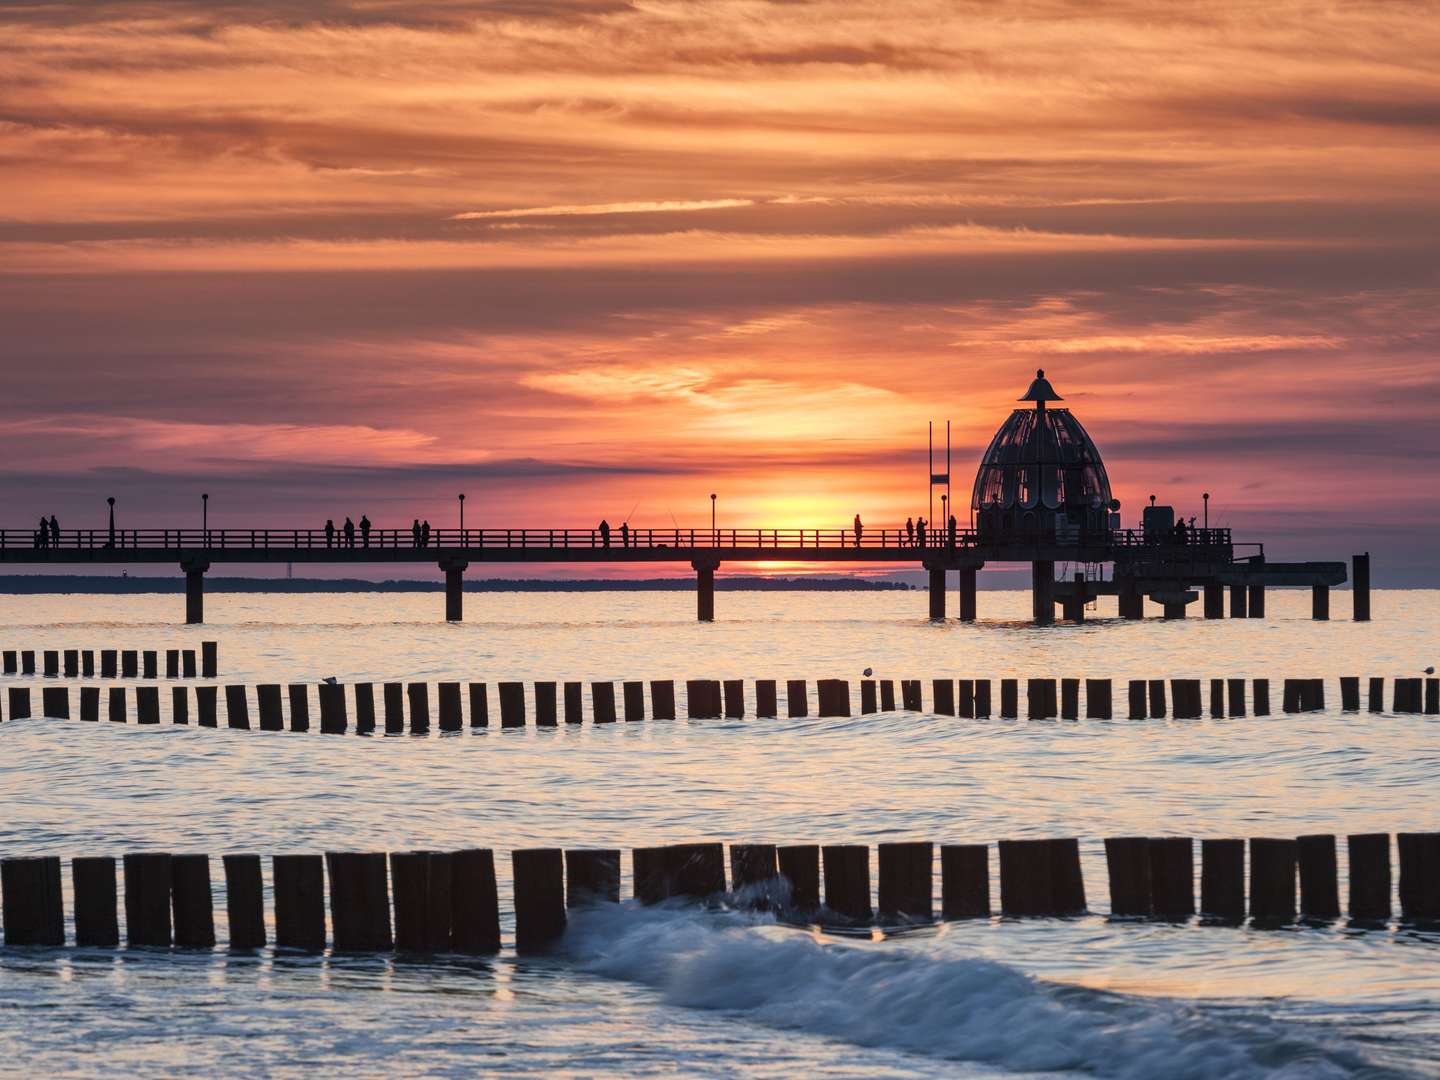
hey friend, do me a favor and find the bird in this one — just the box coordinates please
[324,676,338,685]
[1426,667,1435,675]
[863,667,873,677]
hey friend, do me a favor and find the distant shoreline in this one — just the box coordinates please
[0,574,912,594]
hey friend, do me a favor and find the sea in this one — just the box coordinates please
[0,588,1436,1078]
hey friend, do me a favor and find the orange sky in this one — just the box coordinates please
[1,1,1437,580]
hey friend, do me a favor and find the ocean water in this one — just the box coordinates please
[0,588,1437,1078]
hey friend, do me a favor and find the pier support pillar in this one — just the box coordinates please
[1163,600,1186,620]
[928,564,946,621]
[693,559,719,622]
[1061,571,1085,623]
[1247,584,1266,618]
[958,565,978,622]
[1229,583,1248,619]
[440,559,469,622]
[1118,580,1143,619]
[182,560,209,625]
[1312,583,1329,621]
[1203,583,1224,619]
[1352,553,1370,621]
[1031,560,1054,626]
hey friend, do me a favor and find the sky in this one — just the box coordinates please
[1,0,1437,581]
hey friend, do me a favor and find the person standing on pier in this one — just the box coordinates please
[599,519,611,548]
[854,514,864,547]
[421,520,431,548]
[35,515,48,549]
[360,515,371,548]
[906,517,914,546]
[948,514,957,552]
[49,515,60,547]
[916,517,926,548]
[325,519,335,547]
[343,517,356,548]
[412,519,421,547]
[620,521,629,548]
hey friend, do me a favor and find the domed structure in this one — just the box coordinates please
[971,370,1115,539]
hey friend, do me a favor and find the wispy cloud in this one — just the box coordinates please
[451,199,753,220]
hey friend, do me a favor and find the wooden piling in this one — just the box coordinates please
[383,682,404,734]
[1,650,14,674]
[1203,582,1225,619]
[196,685,217,727]
[633,847,667,903]
[957,679,973,718]
[533,681,557,727]
[565,849,621,905]
[1,856,64,946]
[272,853,326,952]
[1340,677,1360,711]
[729,844,778,895]
[1347,833,1390,922]
[407,681,430,733]
[122,650,138,678]
[7,686,30,720]
[1172,679,1202,719]
[124,852,173,947]
[171,853,216,948]
[822,845,871,921]
[1148,837,1194,919]
[20,650,34,674]
[1427,678,1440,715]
[644,680,671,721]
[41,649,59,677]
[223,685,249,729]
[622,680,644,722]
[940,844,990,919]
[63,649,79,677]
[80,686,99,722]
[1147,679,1167,718]
[202,641,218,678]
[973,679,992,718]
[108,686,125,723]
[1351,552,1371,620]
[1282,678,1302,712]
[817,679,850,717]
[665,843,727,898]
[429,682,458,730]
[755,679,778,718]
[512,848,566,951]
[468,682,489,728]
[42,686,69,719]
[724,679,745,718]
[1227,678,1246,717]
[1397,832,1440,921]
[136,685,160,725]
[101,650,117,678]
[591,682,617,724]
[166,649,179,678]
[143,650,158,679]
[182,649,196,678]
[688,679,722,719]
[933,678,955,716]
[72,855,119,947]
[1200,839,1245,922]
[1249,838,1297,923]
[1086,678,1112,719]
[1209,678,1225,718]
[289,683,311,732]
[222,854,266,949]
[564,681,584,724]
[1248,583,1266,618]
[451,849,501,954]
[1061,678,1079,720]
[900,679,922,711]
[1253,678,1271,716]
[1128,680,1146,719]
[877,842,932,921]
[1105,837,1151,916]
[861,679,878,714]
[83,651,95,677]
[391,850,453,953]
[321,682,351,734]
[257,684,284,731]
[777,844,820,909]
[786,679,808,718]
[1297,834,1339,920]
[326,852,392,952]
[879,679,896,712]
[171,686,188,725]
[1000,678,1018,719]
[355,683,376,734]
[1312,583,1330,620]
[999,839,1064,916]
[1027,679,1056,719]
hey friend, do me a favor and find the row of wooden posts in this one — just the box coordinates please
[1,643,218,680]
[4,675,1438,731]
[3,831,1437,953]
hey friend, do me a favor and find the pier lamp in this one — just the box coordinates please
[107,496,116,547]
[710,493,716,541]
[202,493,209,539]
[1202,492,1209,530]
[458,493,465,540]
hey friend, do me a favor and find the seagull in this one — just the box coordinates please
[1426,667,1435,676]
[863,667,873,677]
[323,676,338,685]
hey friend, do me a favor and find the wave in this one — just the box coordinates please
[563,902,1407,1079]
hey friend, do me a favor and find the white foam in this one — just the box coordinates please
[564,903,1383,1079]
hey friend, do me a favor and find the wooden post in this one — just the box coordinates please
[1427,678,1440,715]
[165,649,179,678]
[1297,834,1339,920]
[391,850,453,953]
[650,680,677,720]
[1312,583,1330,620]
[665,843,727,898]
[777,844,820,909]
[1,856,64,946]
[1201,582,1223,619]
[1347,833,1390,922]
[1229,583,1248,618]
[1,650,14,674]
[383,682,404,734]
[1208,678,1224,718]
[257,684,284,731]
[1352,552,1370,620]
[272,854,326,952]
[222,685,249,729]
[80,686,100,722]
[320,682,350,734]
[21,649,35,674]
[688,679,722,719]
[122,650,138,678]
[1226,678,1246,717]
[201,641,218,678]
[1397,832,1440,921]
[928,563,946,621]
[1283,678,1302,713]
[1340,677,1360,711]
[933,678,956,716]
[1147,679,1166,718]
[434,682,462,730]
[724,678,746,718]
[101,650,117,678]
[108,686,125,724]
[142,650,158,679]
[786,679,808,717]
[1032,559,1055,625]
[223,854,266,949]
[124,852,173,947]
[289,683,311,732]
[822,845,871,921]
[1000,678,1018,719]
[7,686,30,720]
[1200,839,1245,922]
[1060,678,1079,720]
[695,561,716,622]
[1027,678,1056,720]
[1172,679,1202,719]
[182,649,197,678]
[998,839,1051,916]
[1249,838,1297,924]
[136,685,160,725]
[877,842,932,921]
[326,852,392,952]
[755,679,778,718]
[407,681,430,733]
[82,650,95,677]
[451,849,501,954]
[1128,680,1146,719]
[171,853,216,948]
[563,681,584,724]
[513,848,566,951]
[41,649,59,676]
[591,682,617,724]
[1085,678,1112,719]
[73,855,119,947]
[468,682,489,728]
[1248,583,1265,618]
[196,685,217,727]
[633,847,666,903]
[443,561,466,622]
[729,843,778,894]
[879,679,896,712]
[566,850,621,905]
[817,679,850,717]
[64,650,80,676]
[959,564,977,622]
[1253,678,1271,716]
[42,686,69,719]
[901,679,923,711]
[1148,837,1194,920]
[533,682,557,727]
[973,679,991,718]
[957,679,973,718]
[355,683,376,734]
[940,844,989,919]
[622,680,645,722]
[171,686,188,725]
[1104,837,1151,917]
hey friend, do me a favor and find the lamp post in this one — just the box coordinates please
[1202,492,1209,531]
[107,496,115,548]
[458,493,466,545]
[710,493,717,545]
[202,493,209,545]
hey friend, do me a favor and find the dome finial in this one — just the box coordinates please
[1019,369,1063,404]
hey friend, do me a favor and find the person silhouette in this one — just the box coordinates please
[360,514,371,548]
[49,515,59,547]
[599,519,611,548]
[325,519,335,547]
[906,517,914,546]
[916,517,926,548]
[412,519,421,548]
[948,514,957,551]
[853,514,863,547]
[620,521,629,548]
[343,516,355,548]
[36,515,48,549]
[421,520,431,548]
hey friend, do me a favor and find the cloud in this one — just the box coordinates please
[451,199,754,219]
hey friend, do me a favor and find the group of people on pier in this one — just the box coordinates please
[31,515,60,548]
[322,516,373,548]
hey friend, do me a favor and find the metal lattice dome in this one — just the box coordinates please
[971,370,1113,534]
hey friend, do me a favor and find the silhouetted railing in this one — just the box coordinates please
[1,526,1233,553]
